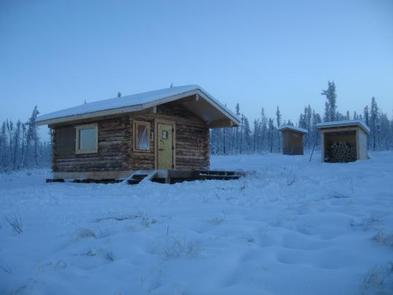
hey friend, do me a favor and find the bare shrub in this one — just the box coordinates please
[373,232,393,248]
[81,248,114,262]
[0,264,12,274]
[96,214,138,222]
[5,215,23,234]
[81,248,98,257]
[76,228,96,239]
[160,236,201,260]
[286,175,296,186]
[105,251,115,262]
[139,213,157,228]
[362,263,393,294]
[350,217,382,231]
[96,212,157,228]
[208,216,225,226]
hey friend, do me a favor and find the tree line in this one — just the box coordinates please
[0,106,51,171]
[210,81,393,154]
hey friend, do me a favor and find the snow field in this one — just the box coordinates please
[1,152,393,294]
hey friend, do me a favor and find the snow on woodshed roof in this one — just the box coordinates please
[36,85,240,127]
[278,125,308,134]
[316,120,370,134]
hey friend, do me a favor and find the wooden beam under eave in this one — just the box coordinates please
[208,118,237,128]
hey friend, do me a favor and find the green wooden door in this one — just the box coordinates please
[157,123,174,169]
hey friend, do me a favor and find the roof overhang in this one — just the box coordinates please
[278,125,308,134]
[317,120,370,135]
[36,87,240,128]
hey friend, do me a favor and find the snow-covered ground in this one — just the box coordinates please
[1,152,393,295]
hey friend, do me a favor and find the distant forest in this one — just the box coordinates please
[210,81,393,154]
[0,106,51,171]
[1,81,392,171]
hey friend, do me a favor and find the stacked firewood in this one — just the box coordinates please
[327,142,356,162]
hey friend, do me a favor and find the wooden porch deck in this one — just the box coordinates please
[46,169,246,185]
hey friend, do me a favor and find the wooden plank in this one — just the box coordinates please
[52,170,132,180]
[52,116,131,173]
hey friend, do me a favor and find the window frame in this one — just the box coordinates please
[133,120,151,152]
[75,123,98,154]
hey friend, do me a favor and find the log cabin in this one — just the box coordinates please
[317,120,369,162]
[278,125,308,155]
[36,85,240,181]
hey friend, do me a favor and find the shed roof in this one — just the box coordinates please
[36,85,240,128]
[278,125,308,134]
[316,120,370,134]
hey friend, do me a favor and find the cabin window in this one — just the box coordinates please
[133,121,150,151]
[55,127,76,156]
[75,124,98,154]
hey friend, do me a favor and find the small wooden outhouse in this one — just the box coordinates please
[278,125,308,155]
[317,120,369,163]
[36,85,240,180]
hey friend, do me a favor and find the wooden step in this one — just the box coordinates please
[132,174,148,180]
[127,179,142,185]
[46,169,244,185]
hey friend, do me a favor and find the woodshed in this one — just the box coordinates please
[278,125,308,155]
[317,120,369,162]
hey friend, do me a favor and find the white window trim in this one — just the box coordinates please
[75,124,98,154]
[133,120,151,152]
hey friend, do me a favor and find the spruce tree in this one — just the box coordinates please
[260,108,267,151]
[364,106,369,126]
[0,122,6,168]
[268,118,274,153]
[370,97,379,150]
[322,81,337,121]
[276,106,281,127]
[243,117,251,152]
[275,107,281,151]
[25,106,40,166]
[235,103,240,153]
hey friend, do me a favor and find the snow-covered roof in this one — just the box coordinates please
[278,125,308,134]
[36,85,240,127]
[316,120,370,134]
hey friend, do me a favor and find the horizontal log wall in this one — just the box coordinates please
[129,101,210,170]
[51,98,210,175]
[159,102,209,170]
[52,116,130,173]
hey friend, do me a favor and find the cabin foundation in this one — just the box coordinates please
[46,169,246,184]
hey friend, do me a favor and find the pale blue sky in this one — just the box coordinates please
[1,0,392,127]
